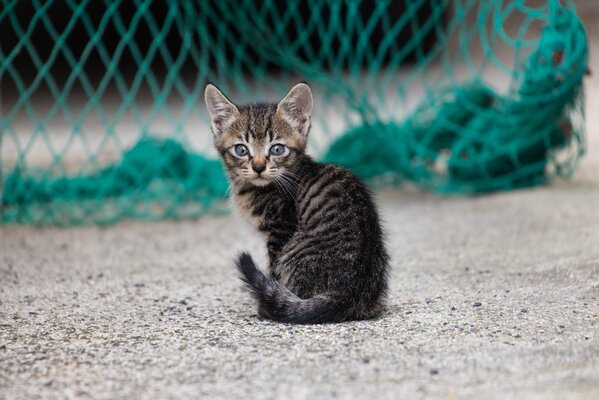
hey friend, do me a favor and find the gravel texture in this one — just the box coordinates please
[2,174,599,399]
[1,4,599,399]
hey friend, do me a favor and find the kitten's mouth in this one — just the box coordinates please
[251,176,272,187]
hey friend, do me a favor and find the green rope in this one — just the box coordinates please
[2,137,228,225]
[0,0,589,225]
[325,4,587,194]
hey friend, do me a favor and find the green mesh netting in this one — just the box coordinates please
[0,0,589,225]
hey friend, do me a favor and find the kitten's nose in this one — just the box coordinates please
[252,163,266,175]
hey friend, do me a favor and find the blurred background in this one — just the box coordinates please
[0,0,593,225]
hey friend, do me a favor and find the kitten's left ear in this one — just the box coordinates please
[276,83,313,136]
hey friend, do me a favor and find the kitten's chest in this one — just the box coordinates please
[232,192,263,229]
[232,188,297,233]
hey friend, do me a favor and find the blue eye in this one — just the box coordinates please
[234,144,249,157]
[270,144,286,156]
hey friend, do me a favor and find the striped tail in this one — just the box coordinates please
[234,252,349,324]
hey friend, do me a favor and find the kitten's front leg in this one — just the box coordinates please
[248,192,297,277]
[262,220,296,277]
[244,188,298,277]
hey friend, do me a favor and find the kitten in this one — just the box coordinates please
[205,83,389,323]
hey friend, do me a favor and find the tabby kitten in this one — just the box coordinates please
[205,83,389,323]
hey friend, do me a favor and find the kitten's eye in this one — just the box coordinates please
[234,144,249,157]
[270,144,286,156]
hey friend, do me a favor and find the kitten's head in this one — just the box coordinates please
[204,83,312,187]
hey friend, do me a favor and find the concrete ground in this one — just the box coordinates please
[2,4,599,400]
[2,177,599,400]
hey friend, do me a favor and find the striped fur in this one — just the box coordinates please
[205,83,389,324]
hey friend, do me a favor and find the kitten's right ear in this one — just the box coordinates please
[204,84,239,136]
[277,83,313,136]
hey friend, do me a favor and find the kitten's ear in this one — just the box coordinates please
[204,84,239,136]
[276,83,313,136]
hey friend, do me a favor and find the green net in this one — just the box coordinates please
[0,0,589,225]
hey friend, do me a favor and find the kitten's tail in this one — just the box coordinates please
[234,252,350,324]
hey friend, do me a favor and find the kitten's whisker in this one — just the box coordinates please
[274,178,293,202]
[281,171,302,189]
[282,168,300,179]
[274,176,295,201]
[225,176,242,197]
[285,181,297,200]
[279,172,301,195]
[285,176,298,196]
[274,177,291,200]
